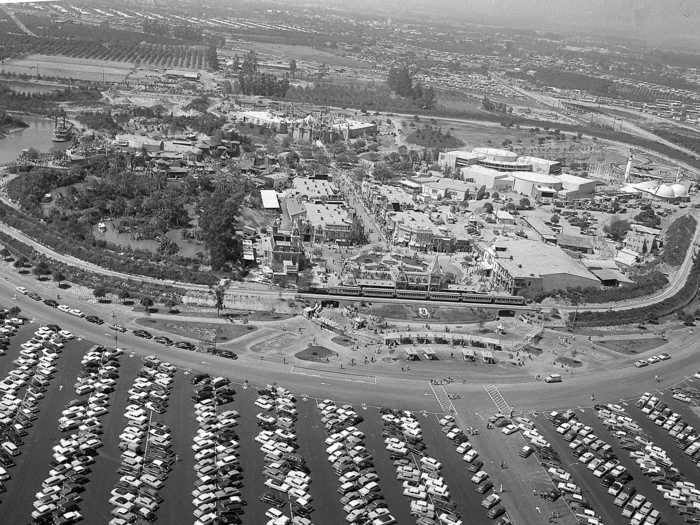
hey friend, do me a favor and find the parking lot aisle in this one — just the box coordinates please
[79,353,142,523]
[535,416,625,525]
[465,413,575,525]
[419,415,493,525]
[627,404,700,478]
[157,370,197,524]
[294,399,348,523]
[235,386,270,525]
[577,410,686,523]
[359,407,414,524]
[0,339,90,523]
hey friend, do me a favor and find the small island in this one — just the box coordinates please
[0,111,29,139]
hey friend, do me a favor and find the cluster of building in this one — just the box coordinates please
[236,110,378,142]
[439,148,597,201]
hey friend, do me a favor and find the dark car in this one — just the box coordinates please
[476,480,493,494]
[175,341,196,351]
[28,292,42,301]
[86,315,104,325]
[488,506,505,519]
[133,330,152,339]
[43,298,59,307]
[153,336,173,346]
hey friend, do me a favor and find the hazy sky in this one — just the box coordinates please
[321,0,700,47]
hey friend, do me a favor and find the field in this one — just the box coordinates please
[360,302,494,324]
[0,55,134,82]
[135,317,257,343]
[225,42,368,69]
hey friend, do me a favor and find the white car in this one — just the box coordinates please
[57,304,71,312]
[15,286,28,295]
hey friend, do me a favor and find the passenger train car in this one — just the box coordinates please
[306,286,526,305]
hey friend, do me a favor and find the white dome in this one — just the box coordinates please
[671,183,688,198]
[654,185,675,199]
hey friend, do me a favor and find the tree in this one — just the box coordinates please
[483,202,494,214]
[93,287,107,299]
[140,296,154,308]
[52,271,65,286]
[519,197,531,209]
[476,185,486,201]
[214,287,224,317]
[550,214,560,224]
[118,289,131,302]
[491,192,500,200]
[199,190,242,271]
[289,59,297,79]
[603,218,631,241]
[33,261,51,276]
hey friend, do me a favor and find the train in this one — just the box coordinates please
[304,285,527,306]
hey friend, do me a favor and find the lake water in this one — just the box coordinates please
[0,115,70,164]
[92,220,205,259]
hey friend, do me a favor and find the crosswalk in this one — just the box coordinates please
[484,384,512,414]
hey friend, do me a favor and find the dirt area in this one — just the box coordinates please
[135,318,256,342]
[0,55,134,82]
[295,345,338,362]
[596,338,668,355]
[250,332,301,354]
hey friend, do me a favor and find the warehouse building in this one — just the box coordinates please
[461,165,514,191]
[473,148,533,172]
[438,150,484,170]
[290,177,339,201]
[512,172,563,199]
[421,178,472,201]
[481,238,600,297]
[519,156,562,175]
[558,173,597,200]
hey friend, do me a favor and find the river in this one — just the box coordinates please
[0,114,71,164]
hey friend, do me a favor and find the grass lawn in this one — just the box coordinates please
[331,335,355,347]
[361,303,493,323]
[224,310,295,321]
[135,318,256,342]
[295,345,338,362]
[597,338,667,355]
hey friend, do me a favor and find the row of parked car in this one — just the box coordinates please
[0,314,25,355]
[318,400,395,525]
[637,392,700,466]
[32,345,122,524]
[598,401,699,524]
[255,386,312,525]
[109,355,176,524]
[634,353,671,368]
[519,414,605,525]
[381,408,462,525]
[0,323,65,507]
[440,414,514,523]
[191,373,243,525]
[551,408,662,525]
[16,286,205,354]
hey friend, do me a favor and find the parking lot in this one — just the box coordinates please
[0,310,522,525]
[533,395,699,525]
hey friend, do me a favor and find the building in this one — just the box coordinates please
[260,224,303,282]
[302,203,355,243]
[557,173,597,200]
[260,190,280,210]
[481,238,600,297]
[165,69,200,81]
[496,210,516,225]
[330,119,377,139]
[523,216,558,243]
[438,150,483,170]
[239,111,290,133]
[472,148,533,172]
[387,210,458,252]
[623,224,660,256]
[290,177,339,201]
[421,178,471,201]
[518,156,562,175]
[557,233,595,254]
[461,165,514,191]
[512,172,563,199]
